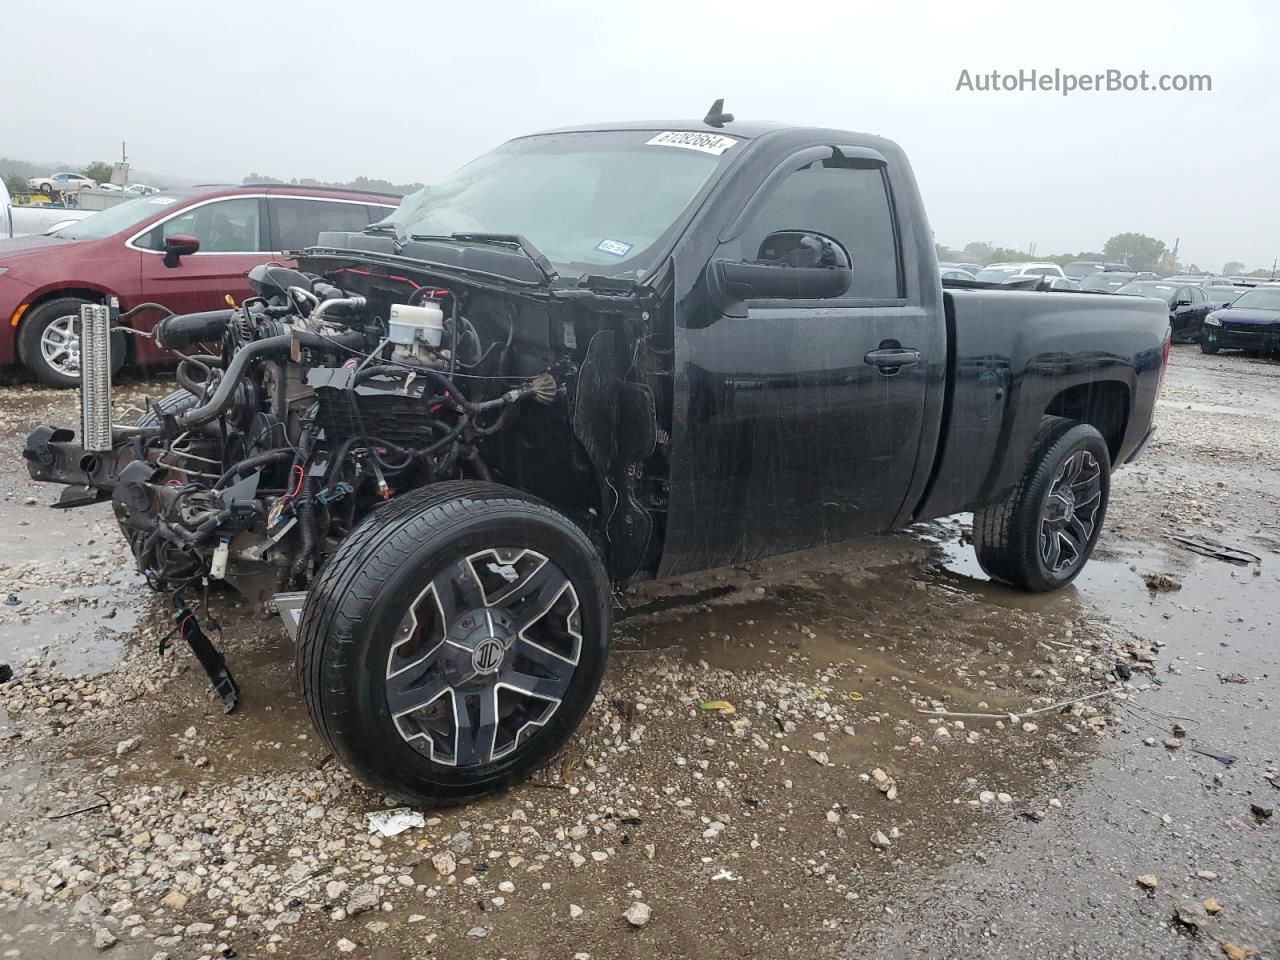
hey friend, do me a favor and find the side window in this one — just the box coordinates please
[269,198,374,251]
[137,197,263,253]
[1190,288,1205,303]
[736,159,902,299]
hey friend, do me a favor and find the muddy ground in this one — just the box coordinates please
[0,347,1276,960]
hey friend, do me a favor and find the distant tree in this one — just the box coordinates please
[1222,260,1245,276]
[986,246,1031,264]
[935,243,957,262]
[3,173,26,196]
[1102,233,1166,273]
[240,172,422,196]
[1243,267,1275,278]
[962,241,993,261]
[81,161,114,184]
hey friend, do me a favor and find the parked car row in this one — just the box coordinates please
[937,257,1280,357]
[0,185,399,385]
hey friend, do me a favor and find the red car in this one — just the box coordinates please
[0,185,399,386]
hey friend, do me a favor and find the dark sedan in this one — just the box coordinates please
[1202,286,1280,355]
[1115,281,1214,342]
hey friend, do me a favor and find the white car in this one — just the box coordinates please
[125,183,160,195]
[0,177,13,238]
[26,172,97,195]
[974,261,1069,283]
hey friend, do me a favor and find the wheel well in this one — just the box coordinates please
[1044,381,1129,463]
[16,289,129,365]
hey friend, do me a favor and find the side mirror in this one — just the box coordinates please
[1174,297,1192,308]
[708,231,853,316]
[163,233,200,268]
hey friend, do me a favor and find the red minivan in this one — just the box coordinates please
[0,185,399,386]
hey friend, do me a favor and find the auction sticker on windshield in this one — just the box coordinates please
[594,239,633,257]
[645,131,738,155]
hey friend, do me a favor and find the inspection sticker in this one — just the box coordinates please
[645,131,738,156]
[594,238,633,258]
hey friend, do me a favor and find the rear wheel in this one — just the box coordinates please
[973,418,1111,592]
[18,297,127,388]
[297,482,611,804]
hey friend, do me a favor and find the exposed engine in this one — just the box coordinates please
[26,261,629,609]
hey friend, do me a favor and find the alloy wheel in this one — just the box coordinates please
[39,314,82,378]
[1039,449,1103,575]
[385,548,582,766]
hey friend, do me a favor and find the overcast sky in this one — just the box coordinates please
[9,0,1277,270]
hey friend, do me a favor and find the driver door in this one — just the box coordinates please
[662,149,939,575]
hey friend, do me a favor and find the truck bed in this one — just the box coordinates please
[913,286,1169,520]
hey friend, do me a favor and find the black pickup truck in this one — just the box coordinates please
[25,107,1170,803]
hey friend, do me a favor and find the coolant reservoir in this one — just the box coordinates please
[388,302,444,348]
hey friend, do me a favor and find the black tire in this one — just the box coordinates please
[973,417,1111,592]
[133,386,200,427]
[297,481,611,804]
[1200,334,1220,355]
[17,297,127,388]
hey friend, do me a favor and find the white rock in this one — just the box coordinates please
[336,938,356,954]
[93,925,117,951]
[431,851,457,877]
[624,901,651,927]
[569,904,584,919]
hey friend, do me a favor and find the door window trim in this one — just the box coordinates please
[126,194,392,257]
[265,195,398,252]
[126,194,269,257]
[718,146,909,309]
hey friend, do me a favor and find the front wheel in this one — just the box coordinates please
[17,297,127,388]
[1200,333,1220,355]
[973,418,1111,592]
[297,482,611,804]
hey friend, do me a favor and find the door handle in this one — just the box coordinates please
[864,347,921,371]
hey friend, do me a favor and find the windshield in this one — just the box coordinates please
[975,266,1021,281]
[385,130,738,275]
[53,194,186,240]
[1116,282,1178,301]
[1231,288,1280,310]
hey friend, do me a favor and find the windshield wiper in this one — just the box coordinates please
[364,222,398,234]
[408,232,559,285]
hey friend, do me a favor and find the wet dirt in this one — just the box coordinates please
[1,348,1277,960]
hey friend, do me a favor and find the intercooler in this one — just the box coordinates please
[79,303,114,451]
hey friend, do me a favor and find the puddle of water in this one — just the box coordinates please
[0,568,148,676]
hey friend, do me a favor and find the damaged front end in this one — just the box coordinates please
[25,256,670,709]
